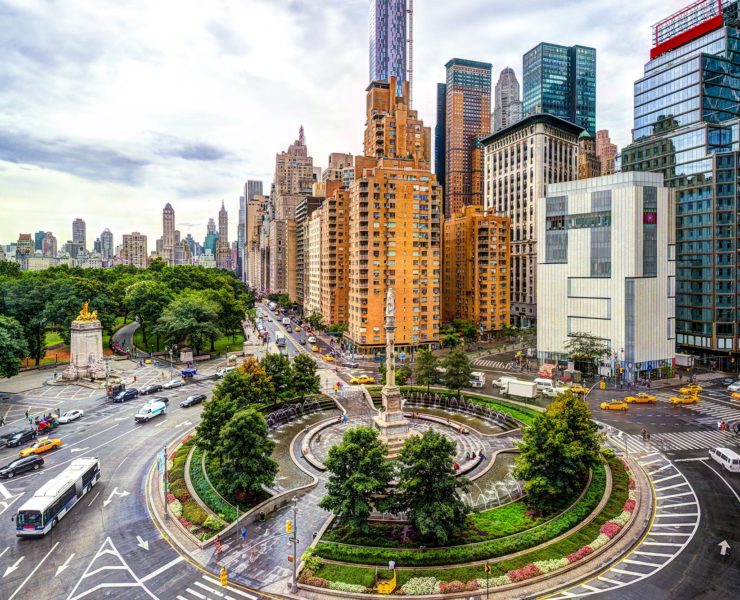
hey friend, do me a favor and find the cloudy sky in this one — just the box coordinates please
[0,0,680,248]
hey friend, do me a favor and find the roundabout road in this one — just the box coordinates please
[0,369,277,600]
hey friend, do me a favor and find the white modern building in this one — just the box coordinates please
[304,210,322,317]
[537,172,675,382]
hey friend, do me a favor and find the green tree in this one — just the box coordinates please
[452,319,478,342]
[214,408,278,497]
[148,257,167,272]
[196,393,237,454]
[260,353,293,403]
[441,333,460,348]
[563,332,610,374]
[277,293,291,309]
[306,310,325,331]
[514,392,602,514]
[154,294,221,356]
[394,429,469,544]
[124,280,173,348]
[291,353,320,399]
[318,427,393,532]
[413,349,439,394]
[442,348,472,397]
[0,316,30,378]
[396,363,411,386]
[327,322,348,335]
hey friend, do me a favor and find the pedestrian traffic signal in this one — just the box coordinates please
[285,519,293,534]
[220,567,228,587]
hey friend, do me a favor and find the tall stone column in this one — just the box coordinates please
[373,288,411,457]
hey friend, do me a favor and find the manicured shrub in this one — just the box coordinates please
[464,580,479,591]
[439,580,466,593]
[534,558,568,573]
[204,515,226,532]
[567,546,593,563]
[507,563,542,582]
[329,581,367,593]
[304,576,330,588]
[168,499,183,518]
[623,499,636,513]
[182,501,209,526]
[401,577,440,595]
[600,521,621,538]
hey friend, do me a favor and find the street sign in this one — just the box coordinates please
[399,353,406,360]
[156,449,165,476]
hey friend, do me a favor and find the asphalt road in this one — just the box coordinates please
[0,368,275,600]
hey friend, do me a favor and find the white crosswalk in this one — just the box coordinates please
[176,575,258,600]
[622,429,739,452]
[472,359,514,371]
[653,390,740,423]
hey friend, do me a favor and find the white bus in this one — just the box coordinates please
[15,457,101,537]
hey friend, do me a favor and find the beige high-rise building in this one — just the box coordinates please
[121,232,148,268]
[442,206,511,333]
[346,77,442,354]
[295,196,323,306]
[595,129,618,175]
[216,201,231,270]
[305,210,323,317]
[161,203,175,265]
[578,131,601,180]
[42,232,57,257]
[275,127,314,196]
[245,195,267,289]
[321,181,350,325]
[481,113,582,326]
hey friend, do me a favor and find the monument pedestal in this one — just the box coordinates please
[373,385,413,458]
[63,319,106,381]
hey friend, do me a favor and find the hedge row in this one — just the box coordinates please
[313,463,606,567]
[189,444,237,524]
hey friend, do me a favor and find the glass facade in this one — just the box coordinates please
[623,2,740,356]
[522,43,596,135]
[369,0,407,89]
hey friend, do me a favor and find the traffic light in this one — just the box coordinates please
[220,567,228,587]
[285,519,293,534]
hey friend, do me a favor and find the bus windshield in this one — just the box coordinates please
[17,510,43,528]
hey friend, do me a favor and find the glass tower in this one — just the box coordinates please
[522,43,596,135]
[369,0,407,87]
[622,0,740,362]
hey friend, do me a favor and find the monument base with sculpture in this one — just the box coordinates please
[62,302,107,381]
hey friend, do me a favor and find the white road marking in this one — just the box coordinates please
[8,542,58,600]
[0,547,8,558]
[201,578,257,600]
[195,581,224,596]
[3,556,24,578]
[700,461,740,503]
[185,588,208,599]
[136,536,149,550]
[0,483,12,500]
[55,553,75,577]
[139,556,184,583]
[87,491,100,506]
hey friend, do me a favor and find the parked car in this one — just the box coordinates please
[341,360,359,368]
[307,336,317,344]
[599,400,628,412]
[113,388,139,402]
[0,455,44,478]
[19,437,62,457]
[351,375,375,385]
[180,394,207,408]
[3,429,36,448]
[140,383,163,395]
[134,400,167,423]
[624,393,656,404]
[59,410,84,423]
[728,381,740,392]
[163,378,185,390]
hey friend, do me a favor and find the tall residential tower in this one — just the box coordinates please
[369,0,407,92]
[493,67,522,133]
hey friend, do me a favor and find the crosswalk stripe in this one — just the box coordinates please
[186,588,208,600]
[195,581,223,597]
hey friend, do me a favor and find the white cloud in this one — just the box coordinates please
[0,0,678,247]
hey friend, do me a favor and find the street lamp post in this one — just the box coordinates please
[290,497,298,593]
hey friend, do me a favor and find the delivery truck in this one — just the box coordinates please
[503,380,538,399]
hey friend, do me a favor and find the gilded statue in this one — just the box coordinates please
[76,301,99,322]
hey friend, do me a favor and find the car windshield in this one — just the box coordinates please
[16,510,43,527]
[63,412,74,417]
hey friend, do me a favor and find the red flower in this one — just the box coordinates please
[628,479,636,490]
[507,563,542,582]
[567,545,594,563]
[600,522,622,538]
[623,499,636,513]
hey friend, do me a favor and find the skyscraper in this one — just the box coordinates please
[162,203,175,265]
[369,0,407,92]
[72,218,86,252]
[99,228,114,260]
[522,43,596,135]
[493,67,522,132]
[207,218,216,235]
[34,231,46,251]
[216,201,231,270]
[595,130,618,175]
[444,58,492,218]
[435,82,446,189]
[621,0,740,362]
[121,232,148,268]
[42,232,57,258]
[241,180,263,282]
[246,180,263,201]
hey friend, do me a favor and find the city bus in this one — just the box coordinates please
[14,457,101,537]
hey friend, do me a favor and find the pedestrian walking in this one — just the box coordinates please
[240,527,247,547]
[0,416,5,427]
[641,428,647,441]
[25,410,29,421]
[718,420,723,431]
[721,421,727,432]
[679,372,683,382]
[57,408,61,418]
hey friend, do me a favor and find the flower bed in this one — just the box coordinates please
[313,464,605,566]
[308,457,635,593]
[189,444,240,523]
[166,435,225,541]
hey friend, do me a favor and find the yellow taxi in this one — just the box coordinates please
[624,393,656,404]
[670,395,698,405]
[311,345,319,352]
[731,392,740,401]
[679,385,702,395]
[294,326,301,333]
[324,355,335,363]
[19,437,62,457]
[350,375,375,385]
[568,384,589,395]
[599,400,628,412]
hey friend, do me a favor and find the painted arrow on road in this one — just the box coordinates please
[176,420,193,428]
[3,556,24,577]
[103,487,130,507]
[719,540,731,556]
[70,447,90,453]
[136,536,149,550]
[55,553,75,576]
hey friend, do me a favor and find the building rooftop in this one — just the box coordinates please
[444,58,493,70]
[479,113,584,146]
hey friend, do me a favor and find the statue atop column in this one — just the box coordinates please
[385,288,396,388]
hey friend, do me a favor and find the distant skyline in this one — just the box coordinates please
[0,0,679,244]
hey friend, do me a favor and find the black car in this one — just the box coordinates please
[113,388,139,403]
[180,394,206,408]
[141,383,163,395]
[0,455,44,478]
[5,429,37,448]
[148,395,169,405]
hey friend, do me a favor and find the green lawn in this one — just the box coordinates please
[44,331,64,347]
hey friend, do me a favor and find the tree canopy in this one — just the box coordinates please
[563,332,610,373]
[0,315,30,378]
[442,348,472,396]
[414,349,439,393]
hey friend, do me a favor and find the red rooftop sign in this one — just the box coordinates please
[651,0,724,59]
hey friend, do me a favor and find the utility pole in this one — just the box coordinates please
[291,497,298,593]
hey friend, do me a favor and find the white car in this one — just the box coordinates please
[58,410,84,423]
[307,336,317,344]
[727,381,740,392]
[215,366,236,378]
[163,378,185,389]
